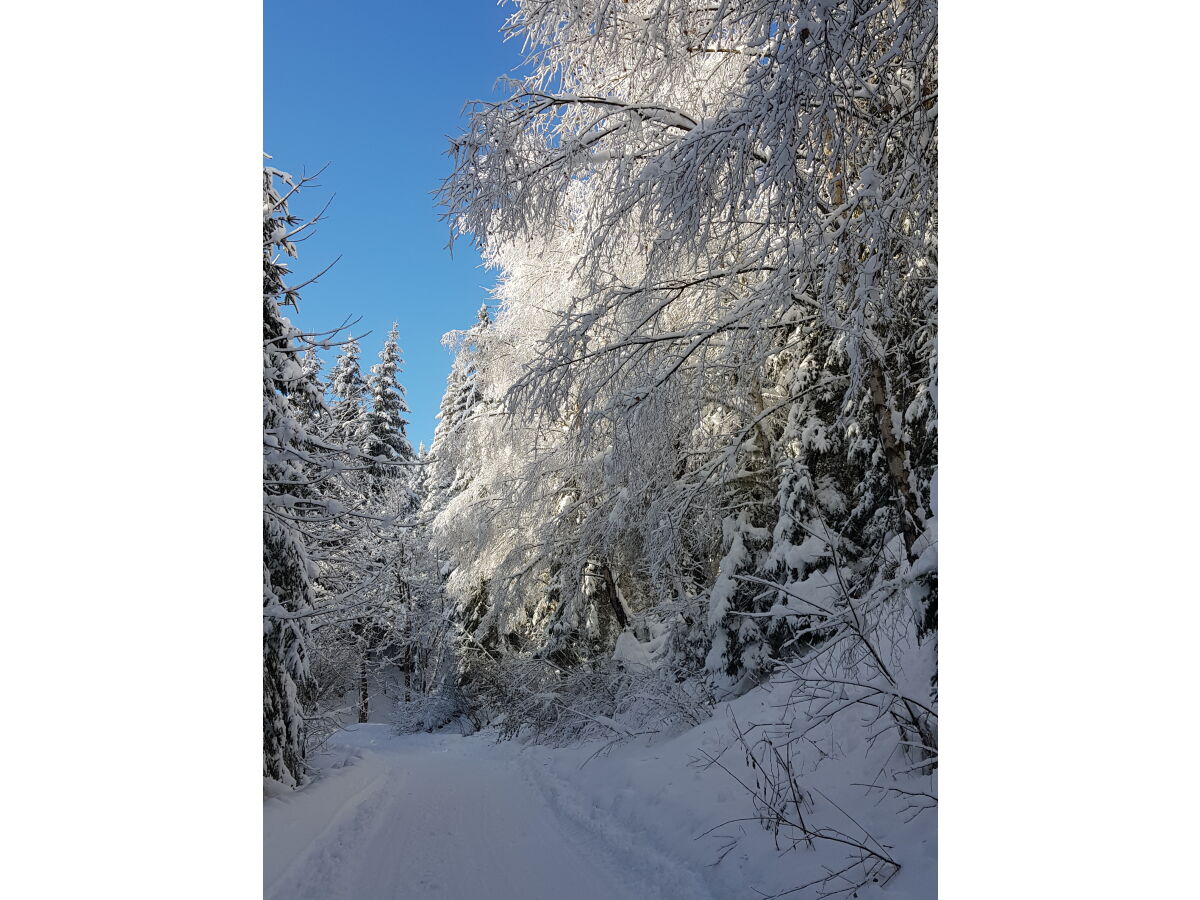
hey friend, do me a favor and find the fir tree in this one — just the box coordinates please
[292,346,326,430]
[263,165,324,786]
[363,323,416,470]
[425,305,489,522]
[327,339,368,450]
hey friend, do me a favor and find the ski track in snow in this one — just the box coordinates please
[264,725,707,900]
[517,753,720,900]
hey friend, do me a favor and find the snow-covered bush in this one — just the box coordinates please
[700,512,937,897]
[393,692,465,735]
[460,650,713,746]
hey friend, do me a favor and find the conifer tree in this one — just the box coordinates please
[263,163,375,782]
[263,165,325,786]
[327,339,368,450]
[426,305,489,518]
[292,346,325,429]
[364,323,416,469]
[318,326,421,722]
[437,305,489,441]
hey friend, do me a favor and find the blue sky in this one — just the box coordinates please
[264,0,525,449]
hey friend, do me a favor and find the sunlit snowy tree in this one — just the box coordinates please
[437,0,937,749]
[363,323,417,487]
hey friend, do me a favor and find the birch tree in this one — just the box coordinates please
[437,0,936,721]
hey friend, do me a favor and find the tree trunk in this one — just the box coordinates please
[403,615,413,702]
[357,653,369,723]
[867,361,921,560]
[599,563,628,631]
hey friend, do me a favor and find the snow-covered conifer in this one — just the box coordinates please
[326,339,368,450]
[363,323,416,474]
[263,164,325,786]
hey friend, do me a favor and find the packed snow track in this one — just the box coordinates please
[264,725,717,900]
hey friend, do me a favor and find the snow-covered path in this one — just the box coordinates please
[264,725,713,900]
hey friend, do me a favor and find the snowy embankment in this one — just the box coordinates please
[265,682,936,900]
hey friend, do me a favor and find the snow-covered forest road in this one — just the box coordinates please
[264,725,716,900]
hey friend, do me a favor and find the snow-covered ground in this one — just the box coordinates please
[265,685,936,899]
[265,726,659,900]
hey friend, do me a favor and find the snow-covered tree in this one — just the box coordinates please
[326,338,368,450]
[263,162,425,776]
[298,321,434,727]
[425,305,489,510]
[433,305,488,443]
[363,323,417,486]
[291,346,325,429]
[436,0,937,748]
[263,164,328,786]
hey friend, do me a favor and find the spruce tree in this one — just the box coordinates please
[363,323,416,470]
[327,339,368,450]
[263,165,324,786]
[426,305,489,515]
[292,346,326,430]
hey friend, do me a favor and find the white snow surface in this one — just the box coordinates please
[266,684,936,899]
[264,725,702,900]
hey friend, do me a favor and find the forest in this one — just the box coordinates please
[264,1,937,897]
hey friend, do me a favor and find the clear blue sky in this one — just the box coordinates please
[264,0,525,449]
